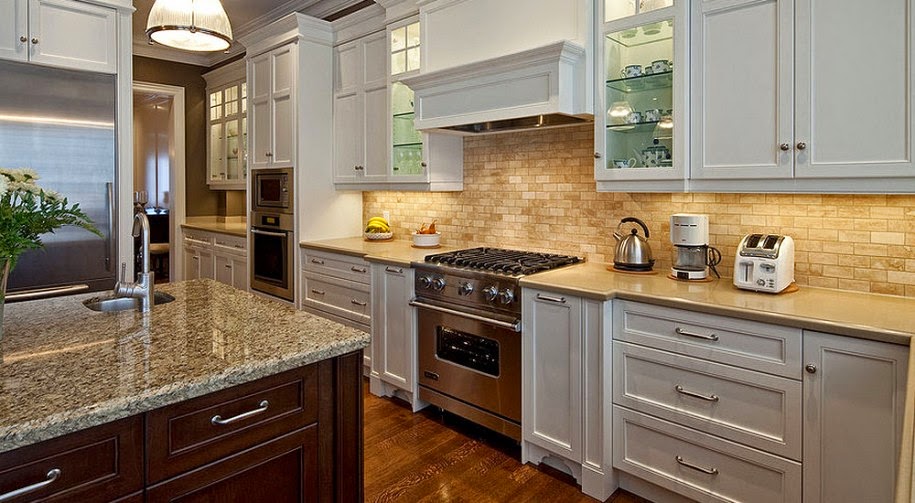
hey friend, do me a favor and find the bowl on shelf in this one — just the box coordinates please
[411,231,441,248]
[364,231,393,241]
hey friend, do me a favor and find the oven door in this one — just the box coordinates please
[250,227,293,301]
[413,300,521,438]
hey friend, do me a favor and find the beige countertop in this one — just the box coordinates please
[300,237,914,346]
[0,279,369,454]
[181,216,247,237]
[300,236,458,267]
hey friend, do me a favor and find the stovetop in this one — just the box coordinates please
[423,247,582,277]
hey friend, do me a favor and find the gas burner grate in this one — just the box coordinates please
[424,247,582,276]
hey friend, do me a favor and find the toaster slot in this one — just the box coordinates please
[763,235,779,249]
[746,234,762,248]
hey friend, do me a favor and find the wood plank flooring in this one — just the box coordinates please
[363,383,650,503]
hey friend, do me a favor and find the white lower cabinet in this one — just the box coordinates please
[609,300,908,503]
[802,331,908,503]
[181,229,247,289]
[369,261,426,411]
[521,288,614,501]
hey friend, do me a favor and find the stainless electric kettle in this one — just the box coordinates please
[612,217,654,271]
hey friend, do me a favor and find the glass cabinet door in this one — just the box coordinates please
[389,20,424,178]
[207,81,247,189]
[605,0,673,22]
[604,20,674,172]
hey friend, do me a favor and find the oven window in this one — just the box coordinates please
[435,327,500,377]
[252,230,288,287]
[259,178,282,203]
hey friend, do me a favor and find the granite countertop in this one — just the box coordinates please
[181,217,247,237]
[300,237,915,346]
[300,236,458,267]
[0,279,369,454]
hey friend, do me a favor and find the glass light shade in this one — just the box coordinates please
[147,0,233,52]
[608,101,633,118]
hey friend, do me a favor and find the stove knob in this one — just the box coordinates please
[482,286,498,302]
[498,288,515,305]
[432,277,447,291]
[459,282,474,296]
[418,275,432,289]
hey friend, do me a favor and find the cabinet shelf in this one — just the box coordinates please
[606,121,666,133]
[393,111,415,119]
[393,141,423,148]
[606,71,672,93]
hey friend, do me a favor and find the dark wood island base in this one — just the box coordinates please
[0,351,364,503]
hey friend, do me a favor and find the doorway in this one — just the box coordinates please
[133,82,186,283]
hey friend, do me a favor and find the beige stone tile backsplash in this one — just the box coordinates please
[364,124,915,297]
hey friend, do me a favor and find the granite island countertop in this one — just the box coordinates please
[301,237,915,346]
[0,279,369,454]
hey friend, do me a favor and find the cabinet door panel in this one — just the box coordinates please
[795,0,914,178]
[691,0,793,179]
[198,248,214,280]
[271,46,295,166]
[333,92,360,182]
[374,266,414,389]
[0,0,27,62]
[249,53,271,169]
[183,247,199,280]
[522,290,581,462]
[803,332,908,503]
[334,40,359,94]
[29,0,116,73]
[363,85,389,180]
[214,253,232,286]
[231,255,247,290]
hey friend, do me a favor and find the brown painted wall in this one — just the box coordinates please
[133,56,219,216]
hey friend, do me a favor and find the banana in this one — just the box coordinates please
[367,217,389,226]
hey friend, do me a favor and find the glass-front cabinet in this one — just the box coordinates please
[389,19,425,179]
[207,81,247,190]
[595,0,687,191]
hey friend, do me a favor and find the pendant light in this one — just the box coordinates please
[146,0,233,52]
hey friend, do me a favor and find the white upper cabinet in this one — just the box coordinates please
[691,0,915,192]
[0,0,116,73]
[594,1,688,192]
[248,45,296,169]
[204,60,248,190]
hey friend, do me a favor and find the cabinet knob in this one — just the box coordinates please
[594,152,602,159]
[779,143,790,151]
[19,36,27,43]
[805,363,817,374]
[420,161,427,168]
[31,38,38,44]
[354,165,364,171]
[265,152,272,157]
[796,142,807,151]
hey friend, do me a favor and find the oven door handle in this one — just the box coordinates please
[251,228,288,238]
[409,300,521,332]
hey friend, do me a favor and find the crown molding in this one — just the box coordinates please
[133,41,213,67]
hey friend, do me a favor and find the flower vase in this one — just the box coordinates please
[0,257,8,341]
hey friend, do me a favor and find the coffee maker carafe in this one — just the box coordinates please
[670,214,721,280]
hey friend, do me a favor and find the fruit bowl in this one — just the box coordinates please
[364,231,393,241]
[411,231,441,248]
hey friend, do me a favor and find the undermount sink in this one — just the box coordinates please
[82,292,176,312]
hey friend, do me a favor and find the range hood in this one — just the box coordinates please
[401,41,592,135]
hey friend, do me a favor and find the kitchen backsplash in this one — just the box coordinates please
[363,124,915,297]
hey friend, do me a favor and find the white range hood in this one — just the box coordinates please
[401,41,592,135]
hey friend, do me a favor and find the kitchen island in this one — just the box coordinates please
[0,279,369,502]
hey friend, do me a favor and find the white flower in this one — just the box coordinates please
[0,174,7,198]
[0,167,39,184]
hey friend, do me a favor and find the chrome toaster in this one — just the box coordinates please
[733,234,795,293]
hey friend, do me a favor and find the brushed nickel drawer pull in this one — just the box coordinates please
[351,266,367,273]
[536,294,566,304]
[0,468,61,502]
[211,400,269,426]
[675,455,719,475]
[351,299,367,306]
[385,266,403,274]
[310,258,324,265]
[311,289,326,295]
[675,327,719,341]
[675,385,720,402]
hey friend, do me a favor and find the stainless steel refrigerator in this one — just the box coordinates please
[0,60,117,297]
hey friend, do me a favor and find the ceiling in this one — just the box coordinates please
[132,0,374,68]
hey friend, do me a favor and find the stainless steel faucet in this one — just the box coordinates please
[114,212,155,312]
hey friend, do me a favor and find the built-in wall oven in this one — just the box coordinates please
[250,167,294,301]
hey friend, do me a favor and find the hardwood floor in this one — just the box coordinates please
[363,383,650,503]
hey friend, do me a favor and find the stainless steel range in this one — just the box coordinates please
[410,247,582,440]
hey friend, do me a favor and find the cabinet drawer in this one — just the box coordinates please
[214,234,247,254]
[613,341,801,460]
[0,416,143,503]
[147,365,318,484]
[614,301,802,378]
[302,249,370,284]
[302,273,371,323]
[614,408,801,503]
[183,229,214,247]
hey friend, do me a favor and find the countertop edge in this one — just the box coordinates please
[0,338,369,454]
[300,241,370,257]
[181,222,247,238]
